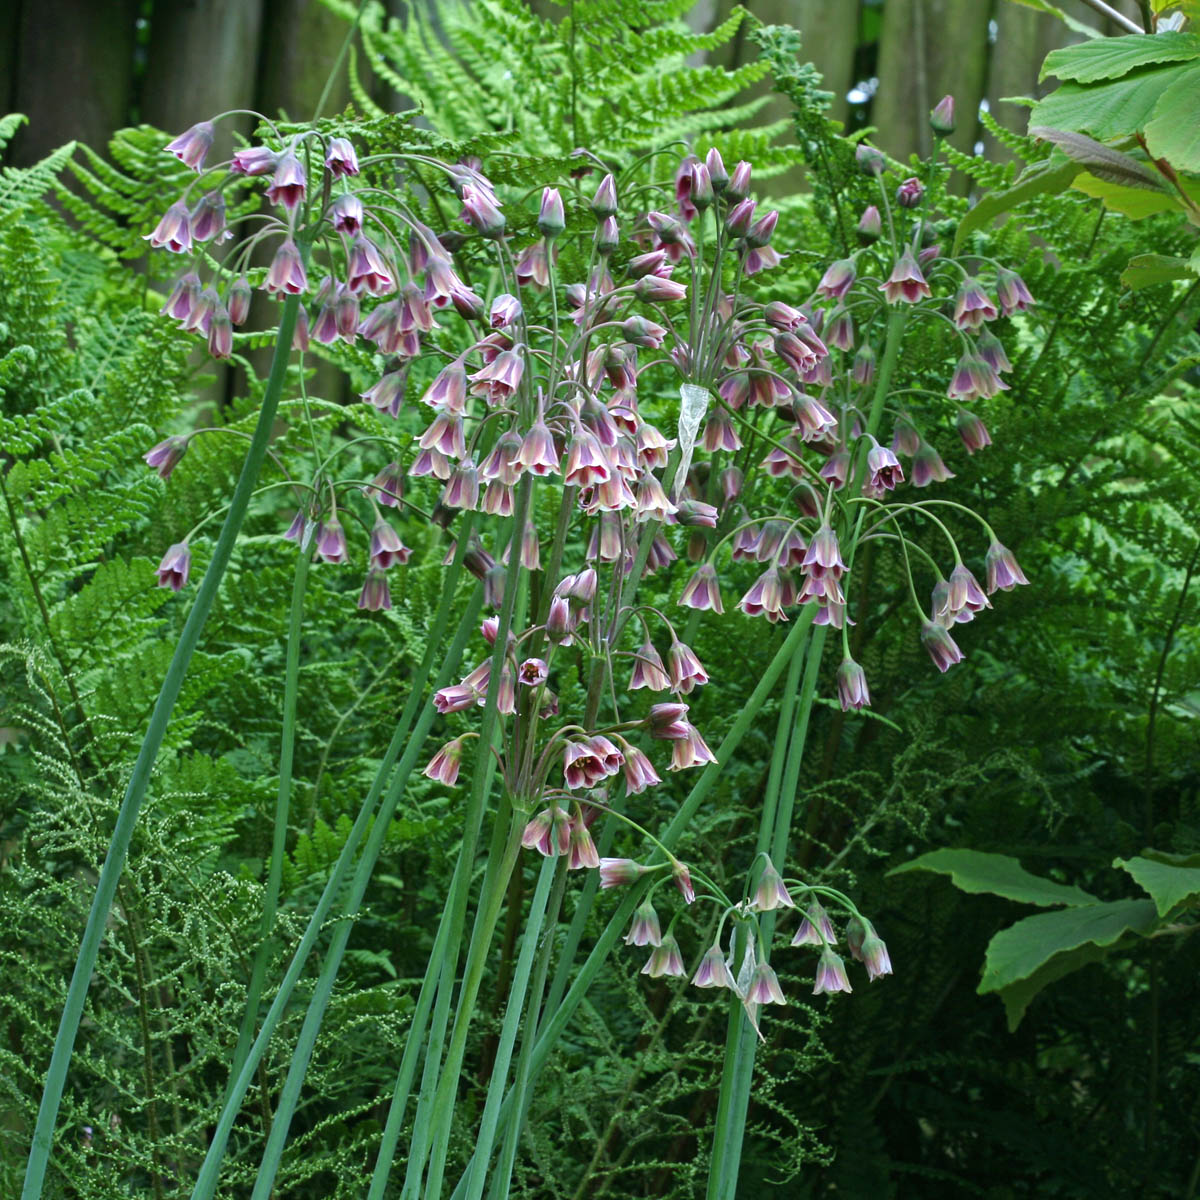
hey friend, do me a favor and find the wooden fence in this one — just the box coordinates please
[1,0,1150,169]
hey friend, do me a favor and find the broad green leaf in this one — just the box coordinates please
[1009,0,1102,38]
[1121,253,1199,288]
[1075,168,1200,217]
[1144,63,1200,172]
[979,899,1159,995]
[993,941,1116,1031]
[889,848,1097,906]
[1116,854,1200,916]
[1028,65,1187,141]
[1040,30,1200,83]
[952,157,1082,254]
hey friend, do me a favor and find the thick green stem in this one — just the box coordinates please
[707,307,908,1196]
[22,293,301,1200]
[186,549,482,1200]
[226,536,312,1106]
[484,861,568,1200]
[396,479,534,1199]
[463,855,557,1200]
[448,610,818,1189]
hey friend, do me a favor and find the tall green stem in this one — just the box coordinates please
[187,546,482,1200]
[226,535,312,1105]
[394,479,534,1199]
[21,293,301,1200]
[707,308,909,1197]
[447,610,818,1194]
[462,855,557,1200]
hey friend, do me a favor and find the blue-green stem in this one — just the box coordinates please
[247,588,487,1200]
[707,307,910,1196]
[447,609,819,1193]
[483,861,569,1200]
[187,534,482,1200]
[395,478,534,1200]
[462,855,558,1200]
[225,532,312,1107]
[21,292,302,1200]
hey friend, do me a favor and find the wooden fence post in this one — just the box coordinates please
[874,0,993,183]
[7,0,139,166]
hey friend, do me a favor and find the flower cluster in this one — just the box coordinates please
[139,106,1034,1026]
[599,851,891,1023]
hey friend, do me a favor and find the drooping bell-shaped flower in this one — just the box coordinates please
[164,121,214,170]
[155,542,191,591]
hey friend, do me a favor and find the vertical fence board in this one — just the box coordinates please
[788,0,861,128]
[142,0,266,156]
[9,0,138,165]
[874,0,992,172]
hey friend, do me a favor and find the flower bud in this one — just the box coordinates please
[591,173,618,218]
[896,176,924,208]
[745,209,778,249]
[538,186,566,237]
[727,159,752,201]
[930,93,955,136]
[855,143,885,176]
[856,204,882,243]
[155,542,191,591]
[725,197,756,238]
[705,147,728,192]
[596,215,619,255]
[227,277,252,326]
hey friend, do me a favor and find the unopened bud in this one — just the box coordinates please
[855,143,885,177]
[930,94,955,136]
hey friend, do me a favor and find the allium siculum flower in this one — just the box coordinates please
[752,857,795,912]
[145,202,192,253]
[866,439,905,491]
[879,248,931,304]
[155,542,191,591]
[624,900,662,947]
[522,806,571,857]
[847,917,893,981]
[679,563,724,613]
[911,441,955,487]
[985,540,1029,592]
[836,658,871,712]
[792,900,838,947]
[668,724,715,771]
[747,962,787,1005]
[369,519,410,568]
[190,192,226,242]
[517,657,548,686]
[667,642,708,693]
[164,120,214,170]
[813,948,853,995]
[599,858,648,888]
[692,943,736,990]
[996,267,1034,315]
[325,136,359,178]
[920,620,965,672]
[642,935,687,979]
[357,568,392,611]
[145,435,188,480]
[817,258,856,300]
[315,518,348,565]
[953,277,998,330]
[265,239,307,295]
[423,738,464,785]
[895,176,924,208]
[956,407,992,454]
[266,150,307,209]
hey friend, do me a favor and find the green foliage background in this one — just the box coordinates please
[2,4,1199,1198]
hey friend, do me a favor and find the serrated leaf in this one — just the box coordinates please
[1120,252,1199,287]
[980,899,1159,996]
[1028,65,1186,141]
[1040,30,1200,83]
[889,848,1097,906]
[952,157,1083,254]
[1144,63,1200,172]
[1115,854,1200,916]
